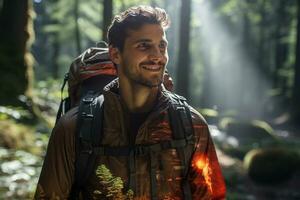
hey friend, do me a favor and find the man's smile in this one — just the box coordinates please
[141,64,163,71]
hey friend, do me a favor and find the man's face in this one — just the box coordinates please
[111,24,169,87]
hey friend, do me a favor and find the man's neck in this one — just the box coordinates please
[119,78,158,113]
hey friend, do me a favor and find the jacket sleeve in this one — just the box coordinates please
[34,110,77,199]
[188,111,226,200]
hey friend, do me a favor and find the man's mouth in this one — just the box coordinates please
[141,65,162,71]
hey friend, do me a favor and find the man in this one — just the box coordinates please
[35,5,226,199]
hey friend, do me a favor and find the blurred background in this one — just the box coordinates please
[0,0,299,199]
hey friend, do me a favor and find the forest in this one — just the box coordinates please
[0,0,299,199]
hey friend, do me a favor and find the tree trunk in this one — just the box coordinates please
[257,0,266,73]
[121,0,126,11]
[74,0,81,54]
[274,0,287,89]
[150,0,157,7]
[176,0,191,99]
[200,49,212,108]
[239,10,251,111]
[102,0,113,42]
[32,1,48,79]
[293,0,300,120]
[0,0,34,105]
[52,33,60,78]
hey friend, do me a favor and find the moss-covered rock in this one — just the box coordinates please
[218,118,279,160]
[219,118,277,145]
[222,144,255,160]
[244,148,300,184]
[0,119,38,153]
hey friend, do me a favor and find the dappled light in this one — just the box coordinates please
[194,0,270,118]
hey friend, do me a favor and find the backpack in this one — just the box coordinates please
[56,46,117,123]
[56,47,195,200]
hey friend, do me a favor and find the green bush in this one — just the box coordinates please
[94,164,134,200]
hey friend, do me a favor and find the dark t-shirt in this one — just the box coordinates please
[128,112,149,143]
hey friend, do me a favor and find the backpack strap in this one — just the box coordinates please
[168,94,194,200]
[69,92,104,199]
[55,73,70,123]
[55,97,71,124]
[91,137,194,156]
[149,150,158,200]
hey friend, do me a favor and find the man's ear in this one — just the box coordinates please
[109,45,121,65]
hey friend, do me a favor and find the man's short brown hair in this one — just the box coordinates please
[107,5,170,51]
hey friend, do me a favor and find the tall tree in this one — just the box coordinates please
[51,33,60,78]
[257,0,267,73]
[151,0,157,7]
[48,0,61,79]
[274,0,288,88]
[0,0,34,105]
[176,0,191,99]
[102,0,113,42]
[293,0,300,120]
[74,0,82,54]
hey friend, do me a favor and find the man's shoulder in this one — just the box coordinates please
[187,104,208,127]
[60,106,78,122]
[54,106,79,134]
[163,90,208,126]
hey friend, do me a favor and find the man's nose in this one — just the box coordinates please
[149,47,164,63]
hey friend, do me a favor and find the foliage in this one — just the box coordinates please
[0,106,31,121]
[94,164,134,200]
[34,0,104,79]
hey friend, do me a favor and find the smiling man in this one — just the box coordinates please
[35,5,226,200]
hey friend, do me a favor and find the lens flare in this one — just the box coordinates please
[195,157,206,170]
[193,154,213,193]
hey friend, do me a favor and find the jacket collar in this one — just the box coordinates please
[103,78,171,112]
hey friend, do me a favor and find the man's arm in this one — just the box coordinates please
[35,109,77,199]
[188,111,226,200]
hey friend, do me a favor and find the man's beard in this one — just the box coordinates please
[124,61,165,88]
[132,75,163,87]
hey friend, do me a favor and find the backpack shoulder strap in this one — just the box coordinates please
[166,92,193,138]
[55,73,71,123]
[69,92,104,199]
[167,93,194,200]
[167,93,194,139]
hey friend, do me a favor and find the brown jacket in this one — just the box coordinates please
[35,80,226,199]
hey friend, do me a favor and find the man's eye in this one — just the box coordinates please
[137,43,150,50]
[159,43,167,51]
